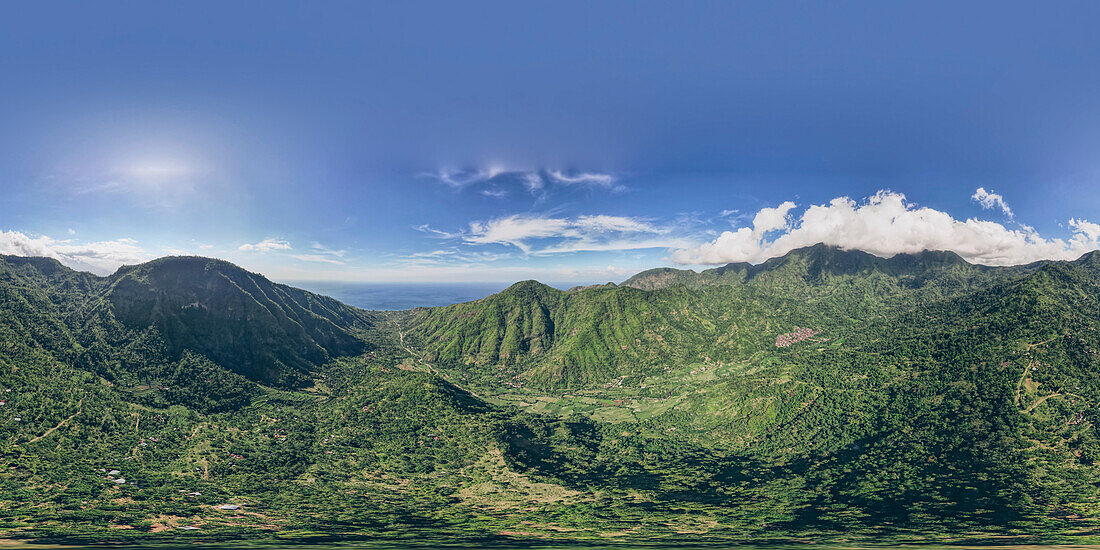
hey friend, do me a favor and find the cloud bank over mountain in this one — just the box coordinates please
[672,190,1100,267]
[0,230,149,275]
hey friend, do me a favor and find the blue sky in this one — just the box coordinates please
[2,1,1099,281]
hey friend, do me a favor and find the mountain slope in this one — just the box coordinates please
[404,280,735,388]
[623,243,1014,295]
[96,256,374,387]
[0,255,377,389]
[403,245,1043,388]
[4,247,1100,543]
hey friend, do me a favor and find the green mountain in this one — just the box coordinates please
[404,244,1039,389]
[98,256,374,387]
[623,243,1009,290]
[0,254,375,407]
[3,246,1100,544]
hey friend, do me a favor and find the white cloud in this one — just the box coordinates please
[1070,218,1100,246]
[464,214,681,255]
[971,187,1013,217]
[413,224,462,239]
[535,237,696,255]
[310,242,346,257]
[290,254,345,265]
[425,167,619,195]
[574,214,665,234]
[238,238,292,252]
[466,216,573,253]
[545,170,617,188]
[671,190,1100,266]
[0,229,150,275]
[426,166,511,189]
[406,249,457,259]
[291,243,347,264]
[397,249,512,268]
[751,201,797,234]
[480,187,509,198]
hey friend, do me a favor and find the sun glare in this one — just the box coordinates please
[121,162,192,180]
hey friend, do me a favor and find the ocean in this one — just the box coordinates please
[284,281,596,310]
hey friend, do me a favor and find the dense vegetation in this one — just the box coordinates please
[2,245,1100,544]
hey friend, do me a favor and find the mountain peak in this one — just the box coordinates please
[623,244,986,291]
[0,254,74,277]
[621,267,701,290]
[103,255,371,388]
[111,255,254,279]
[501,279,561,297]
[1076,248,1100,268]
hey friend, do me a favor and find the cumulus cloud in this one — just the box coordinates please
[0,229,150,275]
[972,187,1013,217]
[1070,218,1100,245]
[425,167,619,196]
[464,214,686,254]
[671,190,1100,266]
[238,238,292,252]
[751,201,797,234]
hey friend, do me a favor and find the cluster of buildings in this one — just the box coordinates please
[776,327,819,348]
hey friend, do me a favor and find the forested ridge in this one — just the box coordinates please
[2,245,1100,544]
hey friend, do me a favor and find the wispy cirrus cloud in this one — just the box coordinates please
[399,249,511,267]
[672,190,1100,266]
[290,254,344,265]
[480,187,509,199]
[428,166,509,189]
[465,215,572,252]
[424,166,622,196]
[291,243,348,264]
[413,224,462,239]
[238,238,292,252]
[463,214,686,255]
[545,170,618,189]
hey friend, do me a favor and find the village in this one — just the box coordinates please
[775,327,820,348]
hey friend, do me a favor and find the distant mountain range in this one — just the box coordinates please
[2,244,1100,543]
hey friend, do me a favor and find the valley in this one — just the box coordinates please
[1,245,1100,544]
